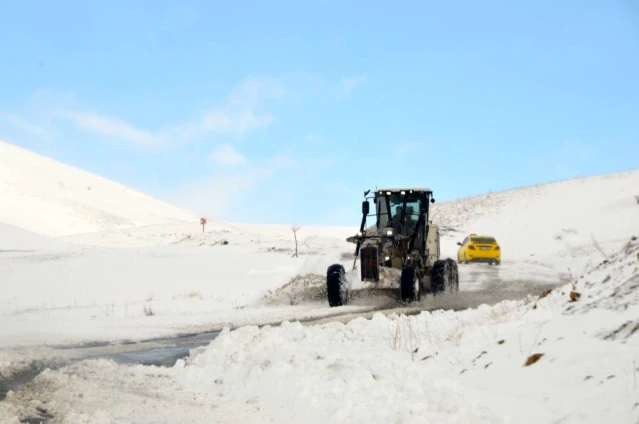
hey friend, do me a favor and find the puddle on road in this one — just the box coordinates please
[108,346,192,367]
[0,331,221,403]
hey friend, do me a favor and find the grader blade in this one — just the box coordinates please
[360,245,379,282]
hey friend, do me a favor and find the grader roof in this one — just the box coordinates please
[375,187,432,193]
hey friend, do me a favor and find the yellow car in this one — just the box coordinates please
[457,234,501,265]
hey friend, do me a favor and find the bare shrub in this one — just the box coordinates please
[387,314,465,365]
[103,302,115,316]
[143,304,154,316]
[591,235,609,259]
[231,298,245,310]
[387,315,421,361]
[291,225,300,257]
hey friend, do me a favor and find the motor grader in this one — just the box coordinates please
[326,187,459,307]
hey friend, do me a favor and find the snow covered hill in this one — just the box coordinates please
[0,140,198,237]
[0,142,638,423]
[0,221,71,253]
[433,169,639,263]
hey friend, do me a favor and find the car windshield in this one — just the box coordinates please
[471,237,497,244]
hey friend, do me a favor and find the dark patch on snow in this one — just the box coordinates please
[20,405,54,423]
[0,360,62,401]
[601,320,639,341]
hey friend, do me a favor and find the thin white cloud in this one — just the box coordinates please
[61,111,165,147]
[209,144,247,167]
[341,75,368,96]
[3,77,284,149]
[181,76,284,140]
[188,109,273,139]
[171,154,298,218]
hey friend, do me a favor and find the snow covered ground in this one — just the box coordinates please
[2,238,638,423]
[1,141,638,422]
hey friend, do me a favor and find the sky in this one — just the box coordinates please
[1,0,638,226]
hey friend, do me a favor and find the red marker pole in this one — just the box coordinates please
[200,217,207,233]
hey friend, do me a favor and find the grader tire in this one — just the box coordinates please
[326,264,348,307]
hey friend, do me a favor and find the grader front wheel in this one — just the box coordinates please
[326,264,349,307]
[399,265,421,303]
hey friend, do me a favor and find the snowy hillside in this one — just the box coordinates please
[0,158,636,351]
[433,169,639,263]
[0,222,71,252]
[0,140,198,237]
[0,142,638,423]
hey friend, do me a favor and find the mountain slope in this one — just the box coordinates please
[0,140,198,237]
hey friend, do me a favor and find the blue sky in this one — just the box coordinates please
[1,0,638,226]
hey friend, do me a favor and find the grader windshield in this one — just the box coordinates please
[375,189,432,236]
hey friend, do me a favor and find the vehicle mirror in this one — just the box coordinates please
[362,200,370,215]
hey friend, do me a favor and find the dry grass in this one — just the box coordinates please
[173,290,205,301]
[538,289,552,300]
